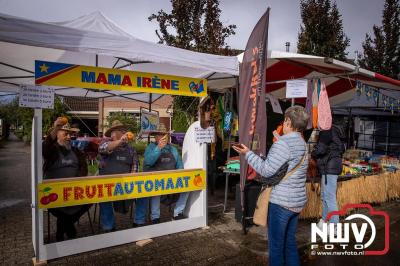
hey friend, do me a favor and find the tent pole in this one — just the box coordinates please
[347,108,352,149]
[32,108,43,262]
[148,93,152,143]
[95,54,103,136]
[0,61,34,74]
[385,121,390,155]
[223,89,234,212]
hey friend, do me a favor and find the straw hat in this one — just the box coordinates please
[56,123,80,133]
[199,96,211,109]
[149,123,172,135]
[105,120,127,137]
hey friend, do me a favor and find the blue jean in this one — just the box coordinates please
[134,196,161,223]
[99,202,115,230]
[150,193,190,218]
[174,192,189,217]
[268,202,300,266]
[134,197,148,225]
[134,192,190,224]
[321,174,339,224]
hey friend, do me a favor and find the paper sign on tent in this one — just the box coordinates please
[286,79,308,98]
[19,85,54,109]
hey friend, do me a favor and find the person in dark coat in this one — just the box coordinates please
[43,118,91,241]
[312,124,345,227]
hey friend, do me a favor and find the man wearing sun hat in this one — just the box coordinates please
[98,120,139,232]
[134,123,185,226]
[43,117,91,241]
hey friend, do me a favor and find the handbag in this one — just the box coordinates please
[253,147,308,226]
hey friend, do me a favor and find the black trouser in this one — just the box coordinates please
[49,205,91,241]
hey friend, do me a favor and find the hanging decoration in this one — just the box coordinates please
[355,80,400,114]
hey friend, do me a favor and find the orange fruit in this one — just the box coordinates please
[126,132,134,141]
[60,117,68,125]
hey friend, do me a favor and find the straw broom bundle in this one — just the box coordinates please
[386,172,400,199]
[299,183,322,219]
[300,172,400,219]
[337,177,364,208]
[362,174,388,203]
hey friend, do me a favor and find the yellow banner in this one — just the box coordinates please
[35,60,207,97]
[38,169,206,209]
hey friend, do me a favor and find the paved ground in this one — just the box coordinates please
[0,135,399,265]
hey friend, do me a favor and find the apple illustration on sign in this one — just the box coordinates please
[193,174,204,187]
[40,187,58,205]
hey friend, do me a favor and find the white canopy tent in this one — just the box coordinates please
[0,11,239,101]
[0,12,239,262]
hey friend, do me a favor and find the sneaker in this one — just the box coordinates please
[152,218,160,224]
[132,223,145,228]
[103,227,116,233]
[173,213,186,220]
[65,224,77,239]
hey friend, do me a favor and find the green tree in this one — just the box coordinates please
[149,0,236,55]
[359,0,400,79]
[0,96,69,141]
[105,111,139,134]
[297,0,350,60]
[149,0,237,131]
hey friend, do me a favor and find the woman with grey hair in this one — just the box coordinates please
[233,106,309,266]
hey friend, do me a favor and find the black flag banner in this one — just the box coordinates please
[238,8,270,227]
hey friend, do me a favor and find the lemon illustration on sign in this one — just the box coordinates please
[193,174,204,187]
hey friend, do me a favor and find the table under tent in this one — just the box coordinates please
[0,12,239,262]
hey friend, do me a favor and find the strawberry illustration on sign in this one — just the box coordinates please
[39,187,58,205]
[193,174,204,187]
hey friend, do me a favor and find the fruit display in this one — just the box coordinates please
[379,156,400,172]
[343,149,372,161]
[340,151,399,176]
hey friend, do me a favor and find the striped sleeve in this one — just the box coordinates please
[245,140,290,178]
[99,140,111,155]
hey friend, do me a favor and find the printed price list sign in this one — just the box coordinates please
[195,126,215,143]
[19,85,54,109]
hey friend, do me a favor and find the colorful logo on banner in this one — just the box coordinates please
[356,81,400,114]
[38,169,206,208]
[34,60,207,97]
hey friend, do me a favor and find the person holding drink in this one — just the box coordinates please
[232,106,309,266]
[98,120,138,232]
[134,123,184,226]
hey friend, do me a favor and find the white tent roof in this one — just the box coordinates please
[50,12,133,38]
[0,12,239,100]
